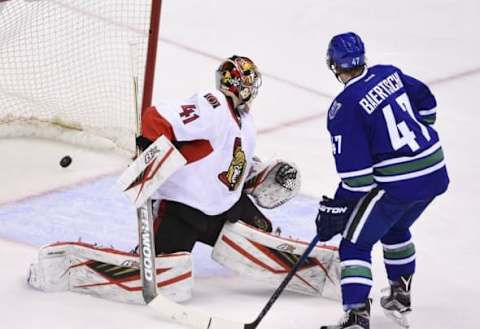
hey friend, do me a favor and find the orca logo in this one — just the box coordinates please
[328,101,342,120]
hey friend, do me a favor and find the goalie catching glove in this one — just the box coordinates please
[244,158,301,209]
[275,162,298,191]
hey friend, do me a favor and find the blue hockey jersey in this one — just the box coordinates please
[327,64,449,202]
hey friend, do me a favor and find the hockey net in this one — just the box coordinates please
[0,0,160,155]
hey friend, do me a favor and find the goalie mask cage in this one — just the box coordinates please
[0,0,162,155]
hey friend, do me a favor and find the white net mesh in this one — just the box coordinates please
[0,0,154,155]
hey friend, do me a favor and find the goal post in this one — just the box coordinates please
[0,0,163,156]
[142,0,162,122]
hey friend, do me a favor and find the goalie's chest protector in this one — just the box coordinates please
[152,90,256,215]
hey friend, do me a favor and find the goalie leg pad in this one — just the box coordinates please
[27,242,193,304]
[212,221,341,300]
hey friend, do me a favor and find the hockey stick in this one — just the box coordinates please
[130,49,158,303]
[149,294,245,329]
[149,235,321,329]
[136,199,158,303]
[243,234,321,329]
[125,28,167,304]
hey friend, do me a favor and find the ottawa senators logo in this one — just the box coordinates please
[218,137,246,191]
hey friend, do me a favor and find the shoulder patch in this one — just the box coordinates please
[328,100,342,120]
[203,93,221,108]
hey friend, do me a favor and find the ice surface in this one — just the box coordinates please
[1,0,479,328]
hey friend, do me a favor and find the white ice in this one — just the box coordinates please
[1,0,479,328]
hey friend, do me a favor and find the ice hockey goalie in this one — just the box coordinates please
[26,55,341,303]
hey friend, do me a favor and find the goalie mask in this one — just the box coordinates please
[216,55,262,110]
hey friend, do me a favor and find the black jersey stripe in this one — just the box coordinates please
[344,187,382,241]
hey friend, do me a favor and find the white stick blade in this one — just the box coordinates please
[148,294,244,329]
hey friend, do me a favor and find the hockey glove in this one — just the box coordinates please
[275,163,298,191]
[136,135,153,151]
[315,196,355,242]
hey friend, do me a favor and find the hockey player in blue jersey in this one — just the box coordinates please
[316,32,449,329]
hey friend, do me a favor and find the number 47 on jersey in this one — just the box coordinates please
[382,92,431,152]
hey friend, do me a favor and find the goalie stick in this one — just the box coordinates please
[137,199,157,303]
[148,235,321,329]
[127,2,191,311]
[128,24,160,303]
[131,58,158,303]
[124,56,184,304]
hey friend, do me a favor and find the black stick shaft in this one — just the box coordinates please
[245,235,321,329]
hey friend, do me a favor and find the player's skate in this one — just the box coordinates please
[320,301,370,329]
[380,275,412,328]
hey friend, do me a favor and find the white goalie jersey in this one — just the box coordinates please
[142,89,256,216]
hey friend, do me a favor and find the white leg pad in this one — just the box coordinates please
[212,221,341,300]
[27,242,193,304]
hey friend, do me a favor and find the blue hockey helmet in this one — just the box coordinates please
[326,32,365,71]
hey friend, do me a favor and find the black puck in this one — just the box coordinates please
[60,155,72,168]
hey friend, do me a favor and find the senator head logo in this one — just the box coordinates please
[218,137,246,191]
